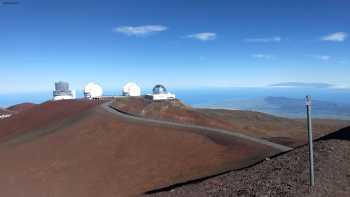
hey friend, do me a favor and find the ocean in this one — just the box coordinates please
[1,87,350,119]
[173,87,350,106]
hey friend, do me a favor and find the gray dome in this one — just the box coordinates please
[153,84,167,94]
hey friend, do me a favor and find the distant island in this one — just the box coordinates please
[196,96,350,120]
[270,82,334,88]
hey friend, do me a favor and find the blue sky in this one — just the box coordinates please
[0,0,349,93]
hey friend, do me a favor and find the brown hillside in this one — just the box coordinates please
[0,99,99,141]
[7,102,37,113]
[112,97,350,147]
[0,100,280,197]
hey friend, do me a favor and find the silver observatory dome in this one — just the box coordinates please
[152,84,167,94]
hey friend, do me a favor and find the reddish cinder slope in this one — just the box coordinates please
[7,103,37,113]
[112,97,350,147]
[197,108,350,145]
[0,102,279,197]
[0,99,99,141]
[113,97,239,130]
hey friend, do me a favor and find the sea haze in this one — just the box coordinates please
[1,87,350,119]
[175,87,350,120]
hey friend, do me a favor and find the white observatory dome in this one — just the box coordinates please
[123,82,141,96]
[84,83,103,99]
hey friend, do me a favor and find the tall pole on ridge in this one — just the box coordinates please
[306,95,315,188]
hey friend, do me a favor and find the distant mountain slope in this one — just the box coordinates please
[112,97,350,147]
[200,96,350,119]
[264,96,350,117]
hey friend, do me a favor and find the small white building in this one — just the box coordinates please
[53,81,75,101]
[84,82,103,99]
[122,82,141,97]
[147,84,176,101]
[0,114,11,120]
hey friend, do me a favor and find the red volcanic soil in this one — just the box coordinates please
[0,101,280,197]
[7,102,37,113]
[112,97,350,147]
[0,99,99,142]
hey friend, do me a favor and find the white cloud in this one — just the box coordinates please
[332,84,350,89]
[245,36,281,43]
[321,32,347,42]
[251,54,275,60]
[113,25,168,36]
[308,54,331,61]
[187,32,217,41]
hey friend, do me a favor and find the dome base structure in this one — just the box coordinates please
[122,82,141,97]
[84,83,103,99]
[151,93,176,101]
[147,84,176,101]
[52,81,75,101]
[53,95,75,101]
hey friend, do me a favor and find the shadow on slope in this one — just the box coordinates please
[146,126,350,197]
[319,126,350,141]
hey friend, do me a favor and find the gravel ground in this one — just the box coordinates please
[147,129,350,197]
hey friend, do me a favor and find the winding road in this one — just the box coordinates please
[102,101,293,152]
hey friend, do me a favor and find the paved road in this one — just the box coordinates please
[101,102,293,152]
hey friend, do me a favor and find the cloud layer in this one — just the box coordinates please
[308,54,331,61]
[186,32,217,41]
[321,32,347,42]
[113,25,168,36]
[245,36,281,43]
[270,82,334,88]
[251,54,275,60]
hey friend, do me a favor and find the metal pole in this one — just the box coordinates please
[306,96,315,188]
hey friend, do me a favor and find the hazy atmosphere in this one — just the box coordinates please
[1,0,349,93]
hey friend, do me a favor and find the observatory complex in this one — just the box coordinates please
[53,81,76,101]
[51,81,174,101]
[146,84,176,101]
[84,83,103,99]
[122,82,141,97]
